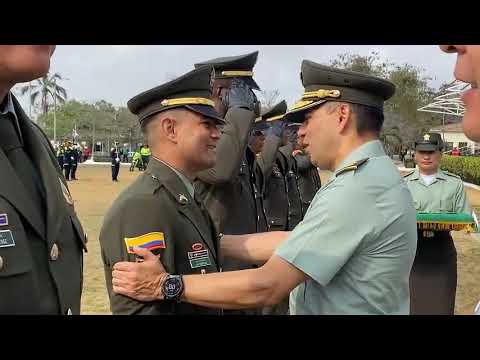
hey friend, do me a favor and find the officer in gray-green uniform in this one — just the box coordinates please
[404,132,471,315]
[0,45,87,315]
[273,61,416,314]
[100,66,225,315]
[111,60,418,315]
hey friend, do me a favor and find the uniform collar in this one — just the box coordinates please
[1,92,23,145]
[149,156,194,198]
[0,92,17,119]
[411,168,447,181]
[334,140,385,173]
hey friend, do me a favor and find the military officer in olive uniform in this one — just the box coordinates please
[100,66,225,315]
[112,61,417,315]
[256,101,290,231]
[290,126,322,215]
[0,45,86,315]
[193,53,267,249]
[192,52,267,315]
[404,132,471,315]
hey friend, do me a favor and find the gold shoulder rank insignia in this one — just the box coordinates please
[335,158,369,176]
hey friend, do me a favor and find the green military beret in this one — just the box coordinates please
[414,132,444,151]
[286,60,396,123]
[127,66,224,126]
[194,51,260,90]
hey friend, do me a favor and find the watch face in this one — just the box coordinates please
[164,276,182,299]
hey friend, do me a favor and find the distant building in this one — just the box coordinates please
[430,123,479,154]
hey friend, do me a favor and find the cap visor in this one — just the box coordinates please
[285,100,327,123]
[415,144,438,152]
[243,77,260,90]
[185,104,225,125]
[253,121,270,132]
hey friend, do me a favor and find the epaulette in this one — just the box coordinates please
[403,171,415,178]
[443,171,461,179]
[335,158,369,176]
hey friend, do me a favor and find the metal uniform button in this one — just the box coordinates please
[0,256,3,271]
[50,243,59,261]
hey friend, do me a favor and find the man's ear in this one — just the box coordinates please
[160,115,178,143]
[338,103,353,133]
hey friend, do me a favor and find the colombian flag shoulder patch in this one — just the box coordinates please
[124,232,166,254]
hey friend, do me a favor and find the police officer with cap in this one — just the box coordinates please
[100,66,224,315]
[404,132,471,315]
[111,60,417,315]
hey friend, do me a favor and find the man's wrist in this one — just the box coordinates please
[156,273,170,300]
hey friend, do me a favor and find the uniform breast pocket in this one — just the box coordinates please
[440,195,455,212]
[413,199,422,211]
[0,221,32,278]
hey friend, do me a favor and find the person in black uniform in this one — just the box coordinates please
[111,143,121,182]
[70,144,79,180]
[63,141,74,181]
[0,45,86,315]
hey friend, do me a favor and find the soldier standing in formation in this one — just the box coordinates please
[111,143,121,182]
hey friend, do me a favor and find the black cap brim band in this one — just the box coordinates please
[184,104,225,125]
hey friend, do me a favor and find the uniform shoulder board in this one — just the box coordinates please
[443,171,461,179]
[335,158,369,176]
[403,171,415,178]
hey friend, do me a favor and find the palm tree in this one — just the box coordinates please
[20,72,67,115]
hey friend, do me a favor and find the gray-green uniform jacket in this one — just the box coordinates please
[100,158,221,315]
[403,169,471,214]
[275,140,417,314]
[0,94,87,315]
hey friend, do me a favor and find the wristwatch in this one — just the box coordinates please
[161,274,184,301]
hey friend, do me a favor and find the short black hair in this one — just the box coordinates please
[350,103,384,135]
